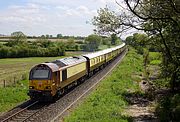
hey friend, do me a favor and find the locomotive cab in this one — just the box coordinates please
[28,63,59,100]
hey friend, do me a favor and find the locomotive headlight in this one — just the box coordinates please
[29,86,34,89]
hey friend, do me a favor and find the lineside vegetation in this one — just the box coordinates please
[65,48,143,122]
[0,80,28,113]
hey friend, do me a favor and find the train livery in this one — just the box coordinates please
[28,43,126,101]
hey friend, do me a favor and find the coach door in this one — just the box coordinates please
[56,71,60,87]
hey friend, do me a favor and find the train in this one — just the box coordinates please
[28,43,126,101]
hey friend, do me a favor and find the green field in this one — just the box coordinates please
[0,42,7,44]
[65,48,143,122]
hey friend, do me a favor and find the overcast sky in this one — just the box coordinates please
[0,0,123,37]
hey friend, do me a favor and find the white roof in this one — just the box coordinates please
[111,43,125,51]
[83,43,125,59]
[52,56,86,66]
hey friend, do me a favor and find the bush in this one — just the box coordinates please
[149,52,162,61]
[156,94,180,122]
[0,41,66,58]
[0,46,10,58]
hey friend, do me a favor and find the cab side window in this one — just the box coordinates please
[62,69,67,81]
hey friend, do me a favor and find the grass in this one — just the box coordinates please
[0,42,7,44]
[0,80,29,113]
[150,60,161,65]
[65,48,143,122]
[148,52,162,65]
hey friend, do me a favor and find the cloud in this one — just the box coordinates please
[63,5,97,17]
[0,3,46,24]
[8,3,40,14]
[0,0,125,36]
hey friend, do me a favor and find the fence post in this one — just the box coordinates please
[14,77,16,86]
[3,80,5,88]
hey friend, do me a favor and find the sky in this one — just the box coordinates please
[0,0,123,37]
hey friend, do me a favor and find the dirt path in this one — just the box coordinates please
[123,66,160,122]
[123,87,158,122]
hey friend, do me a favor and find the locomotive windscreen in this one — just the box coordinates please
[30,65,51,80]
[32,69,49,79]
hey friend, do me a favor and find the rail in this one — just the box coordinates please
[1,101,39,122]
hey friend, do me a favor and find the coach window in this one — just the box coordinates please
[92,59,94,65]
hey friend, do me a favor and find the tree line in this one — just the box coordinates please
[0,32,65,58]
[0,31,122,58]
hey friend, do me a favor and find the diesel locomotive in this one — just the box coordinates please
[28,43,126,101]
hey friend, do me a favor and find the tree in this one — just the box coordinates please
[111,34,118,45]
[57,34,63,38]
[102,37,111,46]
[11,31,27,42]
[50,35,53,38]
[6,31,27,47]
[41,35,45,38]
[56,42,66,56]
[84,34,102,51]
[126,33,149,54]
[66,38,76,50]
[46,34,49,39]
[93,0,180,90]
[36,37,52,48]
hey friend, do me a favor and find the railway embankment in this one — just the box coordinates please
[64,48,145,122]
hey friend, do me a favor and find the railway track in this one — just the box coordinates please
[0,49,127,122]
[0,101,45,122]
[50,49,128,122]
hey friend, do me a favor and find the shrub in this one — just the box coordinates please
[149,52,162,61]
[156,94,180,122]
[0,46,10,58]
[0,41,66,58]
